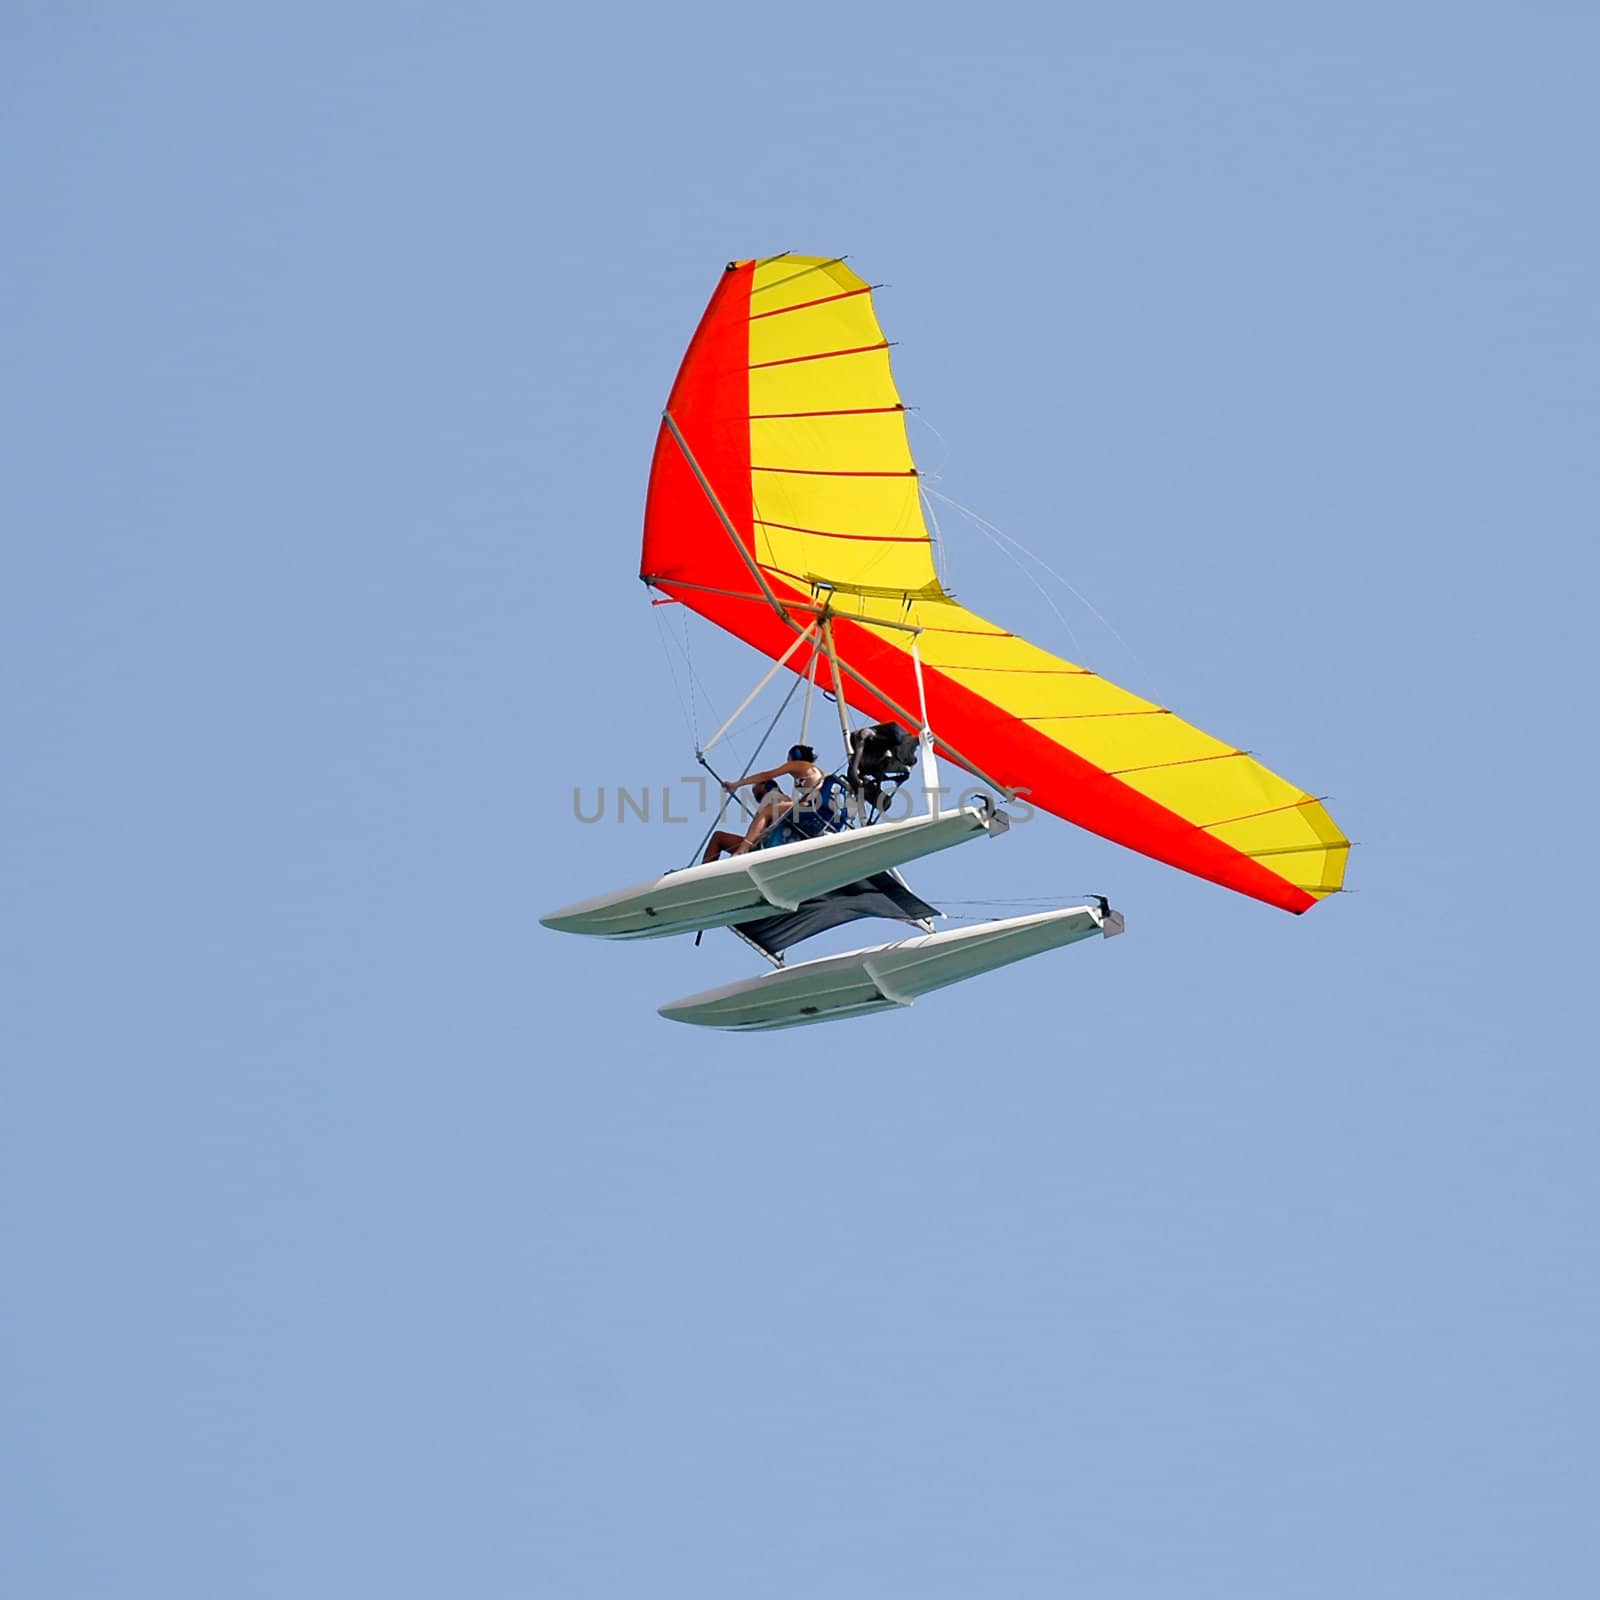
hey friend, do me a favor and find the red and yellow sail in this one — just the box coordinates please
[642,256,1347,913]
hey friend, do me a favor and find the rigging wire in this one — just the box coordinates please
[907,410,1135,667]
[921,473,954,592]
[651,601,696,742]
[799,646,819,742]
[679,605,701,749]
[654,601,756,769]
[679,603,727,752]
[685,663,808,867]
[922,484,1085,659]
[936,896,1091,906]
[907,408,952,486]
[924,485,1141,667]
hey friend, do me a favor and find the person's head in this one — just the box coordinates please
[752,778,779,800]
[787,743,817,764]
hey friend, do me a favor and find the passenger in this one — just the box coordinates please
[700,778,784,864]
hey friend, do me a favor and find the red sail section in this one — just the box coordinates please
[641,263,759,597]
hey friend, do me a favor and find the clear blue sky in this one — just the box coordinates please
[5,5,1596,1596]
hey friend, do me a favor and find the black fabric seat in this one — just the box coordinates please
[738,872,939,959]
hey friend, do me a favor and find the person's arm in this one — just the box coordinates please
[723,759,807,793]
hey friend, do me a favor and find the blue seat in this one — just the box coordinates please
[764,773,852,848]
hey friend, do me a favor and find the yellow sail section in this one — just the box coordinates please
[746,258,942,600]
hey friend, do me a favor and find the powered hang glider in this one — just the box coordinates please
[542,255,1349,1029]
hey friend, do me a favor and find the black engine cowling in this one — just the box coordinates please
[846,721,921,809]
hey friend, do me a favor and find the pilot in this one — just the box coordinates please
[700,778,784,863]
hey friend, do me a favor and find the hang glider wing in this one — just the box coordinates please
[641,255,1348,914]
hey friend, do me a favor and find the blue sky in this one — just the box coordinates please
[4,5,1596,1596]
